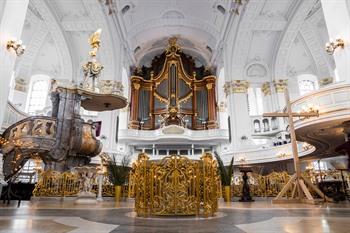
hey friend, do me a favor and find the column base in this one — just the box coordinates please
[207,121,218,129]
[128,121,139,129]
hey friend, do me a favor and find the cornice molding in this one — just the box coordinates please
[227,0,266,80]
[31,0,73,79]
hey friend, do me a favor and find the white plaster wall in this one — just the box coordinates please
[0,0,29,127]
[321,0,350,83]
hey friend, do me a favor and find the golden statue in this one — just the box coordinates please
[88,28,102,57]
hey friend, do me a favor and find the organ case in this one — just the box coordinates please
[129,38,218,130]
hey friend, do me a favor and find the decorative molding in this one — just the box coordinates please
[31,0,73,79]
[14,78,27,92]
[228,1,266,79]
[218,101,227,112]
[261,82,271,96]
[224,80,249,96]
[61,20,97,31]
[251,19,287,31]
[273,0,317,80]
[319,77,333,86]
[15,9,49,80]
[273,79,288,93]
[300,8,333,78]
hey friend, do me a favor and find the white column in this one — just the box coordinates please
[96,171,103,201]
[261,82,273,112]
[0,0,29,128]
[272,80,288,111]
[272,80,288,130]
[226,80,252,150]
[321,0,350,83]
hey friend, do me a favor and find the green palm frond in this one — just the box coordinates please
[107,155,131,186]
[214,152,234,186]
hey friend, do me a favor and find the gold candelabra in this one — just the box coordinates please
[6,39,25,56]
[325,38,345,55]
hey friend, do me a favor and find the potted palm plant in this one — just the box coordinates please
[214,152,234,202]
[107,155,131,202]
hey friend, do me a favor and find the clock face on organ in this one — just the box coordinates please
[129,38,218,130]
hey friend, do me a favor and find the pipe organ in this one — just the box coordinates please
[129,38,218,130]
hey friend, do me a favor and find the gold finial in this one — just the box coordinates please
[89,28,102,57]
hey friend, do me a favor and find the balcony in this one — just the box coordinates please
[291,83,350,158]
[220,142,315,165]
[118,125,229,145]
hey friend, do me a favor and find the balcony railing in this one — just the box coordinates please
[118,126,229,144]
[1,101,28,133]
[291,83,350,128]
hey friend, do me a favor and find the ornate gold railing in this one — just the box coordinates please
[232,171,291,197]
[129,153,220,217]
[33,169,128,197]
[232,170,350,198]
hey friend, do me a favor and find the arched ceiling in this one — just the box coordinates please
[13,0,335,87]
[113,0,231,67]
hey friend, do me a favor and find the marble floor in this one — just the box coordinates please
[0,200,350,233]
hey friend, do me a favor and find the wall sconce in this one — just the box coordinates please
[6,39,26,56]
[325,38,344,55]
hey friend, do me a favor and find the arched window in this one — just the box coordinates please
[298,74,319,95]
[26,75,50,115]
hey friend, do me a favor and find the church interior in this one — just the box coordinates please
[0,0,350,232]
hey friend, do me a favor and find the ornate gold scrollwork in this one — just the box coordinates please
[129,153,219,217]
[33,169,128,198]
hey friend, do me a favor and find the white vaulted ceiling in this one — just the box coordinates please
[113,0,230,66]
[13,0,335,87]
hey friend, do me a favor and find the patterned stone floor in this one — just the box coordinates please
[0,200,350,233]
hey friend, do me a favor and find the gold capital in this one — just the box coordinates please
[273,79,288,93]
[133,83,140,90]
[261,82,271,96]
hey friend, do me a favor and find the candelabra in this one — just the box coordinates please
[325,38,345,55]
[6,39,25,56]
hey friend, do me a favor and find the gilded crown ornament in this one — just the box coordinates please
[166,37,181,55]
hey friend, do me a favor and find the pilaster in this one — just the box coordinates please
[225,80,252,150]
[0,0,29,128]
[321,0,350,83]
